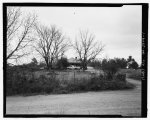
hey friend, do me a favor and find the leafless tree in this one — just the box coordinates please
[7,7,36,62]
[72,30,104,70]
[34,24,68,69]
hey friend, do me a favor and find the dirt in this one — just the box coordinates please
[6,78,141,116]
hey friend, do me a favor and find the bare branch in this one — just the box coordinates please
[72,30,104,70]
[34,24,68,69]
[7,7,37,60]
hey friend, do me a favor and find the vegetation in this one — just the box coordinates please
[71,30,104,70]
[115,58,127,69]
[56,57,69,69]
[128,61,139,69]
[101,59,120,79]
[6,66,135,96]
[90,56,139,70]
[127,56,139,69]
[34,24,69,70]
[7,7,36,61]
[119,69,141,80]
[88,60,102,69]
[6,7,138,96]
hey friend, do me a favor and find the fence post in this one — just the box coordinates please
[74,69,75,83]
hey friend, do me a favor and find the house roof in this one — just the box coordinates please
[68,57,81,63]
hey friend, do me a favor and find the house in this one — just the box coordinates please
[67,57,81,69]
[68,57,81,65]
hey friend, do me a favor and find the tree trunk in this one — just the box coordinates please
[45,57,50,70]
[81,61,87,70]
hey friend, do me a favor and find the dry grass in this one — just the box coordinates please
[119,69,141,80]
[33,70,100,81]
[6,69,135,96]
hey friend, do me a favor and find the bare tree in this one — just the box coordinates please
[7,7,36,62]
[34,24,68,69]
[72,30,104,70]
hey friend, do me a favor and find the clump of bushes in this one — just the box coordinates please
[6,69,60,95]
[101,59,120,79]
[87,73,133,91]
[56,74,134,94]
[55,57,69,70]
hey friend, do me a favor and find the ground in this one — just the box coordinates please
[6,78,141,116]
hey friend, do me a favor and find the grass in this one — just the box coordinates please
[119,69,141,80]
[34,70,96,81]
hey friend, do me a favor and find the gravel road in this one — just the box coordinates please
[6,78,141,116]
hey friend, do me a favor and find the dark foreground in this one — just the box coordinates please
[6,78,141,116]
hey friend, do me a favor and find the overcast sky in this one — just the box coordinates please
[17,5,142,64]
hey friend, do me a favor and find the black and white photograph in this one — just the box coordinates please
[3,2,148,118]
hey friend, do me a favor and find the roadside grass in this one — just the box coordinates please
[119,69,141,80]
[6,68,135,96]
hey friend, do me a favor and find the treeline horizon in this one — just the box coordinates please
[7,55,140,70]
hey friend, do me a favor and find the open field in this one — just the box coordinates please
[6,78,141,116]
[6,68,136,95]
[33,68,141,81]
[33,69,102,81]
[119,69,141,80]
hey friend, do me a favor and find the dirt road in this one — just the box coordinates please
[6,78,141,116]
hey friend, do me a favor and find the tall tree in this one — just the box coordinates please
[7,7,36,62]
[34,24,68,69]
[72,30,104,70]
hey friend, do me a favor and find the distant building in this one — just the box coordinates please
[126,56,136,69]
[68,57,81,66]
[127,61,133,69]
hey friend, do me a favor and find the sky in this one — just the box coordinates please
[9,5,142,64]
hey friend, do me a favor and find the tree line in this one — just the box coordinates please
[89,56,139,70]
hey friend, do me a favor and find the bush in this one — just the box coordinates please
[56,57,69,69]
[56,73,134,93]
[114,73,126,82]
[6,70,60,95]
[101,59,120,80]
[88,74,133,90]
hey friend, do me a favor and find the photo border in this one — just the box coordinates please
[3,2,148,118]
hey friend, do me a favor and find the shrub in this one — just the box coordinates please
[101,59,120,80]
[6,70,60,95]
[60,78,89,92]
[114,73,126,82]
[56,57,69,69]
[88,74,133,90]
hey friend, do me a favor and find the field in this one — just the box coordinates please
[33,69,102,81]
[119,69,141,80]
[33,68,141,81]
[6,67,139,96]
